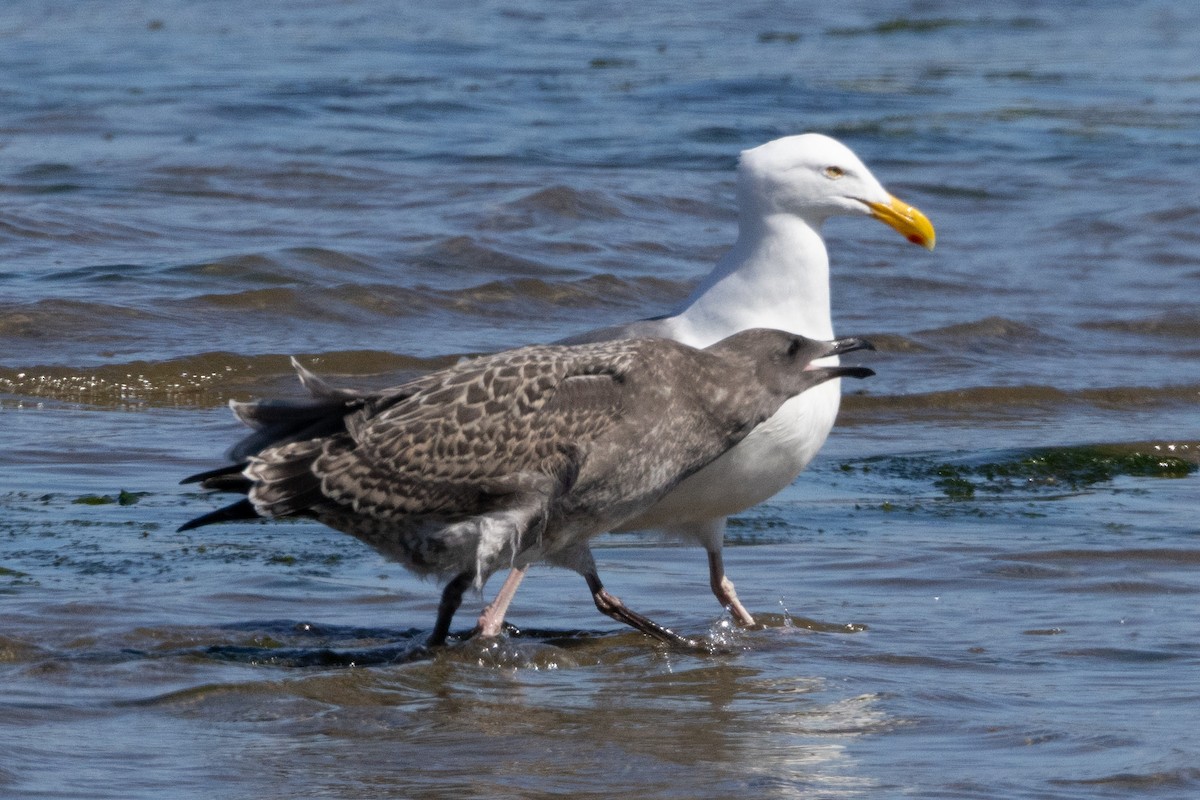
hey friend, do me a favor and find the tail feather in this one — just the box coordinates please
[183,359,367,530]
[245,449,323,483]
[178,498,260,532]
[201,474,253,493]
[254,484,331,519]
[289,356,363,401]
[181,462,246,486]
[230,411,358,462]
[229,395,357,430]
[244,440,328,518]
[226,397,355,462]
[223,358,368,461]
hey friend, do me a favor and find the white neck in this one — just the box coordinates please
[669,212,833,347]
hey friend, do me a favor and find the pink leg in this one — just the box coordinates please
[707,549,756,626]
[475,565,528,637]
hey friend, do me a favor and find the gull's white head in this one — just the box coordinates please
[737,133,935,249]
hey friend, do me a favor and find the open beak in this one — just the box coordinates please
[864,195,936,250]
[808,365,875,382]
[804,337,875,376]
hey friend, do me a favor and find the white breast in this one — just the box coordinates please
[615,377,841,530]
[599,203,842,536]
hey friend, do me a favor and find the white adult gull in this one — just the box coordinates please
[475,133,935,636]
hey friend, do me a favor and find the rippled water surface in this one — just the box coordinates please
[2,2,1198,798]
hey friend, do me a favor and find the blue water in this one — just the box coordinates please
[2,2,1199,798]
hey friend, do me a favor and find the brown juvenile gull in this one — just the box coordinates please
[480,133,934,635]
[180,330,874,647]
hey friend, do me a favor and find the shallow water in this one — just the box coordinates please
[2,2,1199,798]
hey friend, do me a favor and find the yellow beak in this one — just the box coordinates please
[865,195,936,250]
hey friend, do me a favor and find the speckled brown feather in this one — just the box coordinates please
[228,340,655,579]
[184,331,872,588]
[300,341,637,516]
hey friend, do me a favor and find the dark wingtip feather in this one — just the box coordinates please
[177,498,260,532]
[180,463,248,485]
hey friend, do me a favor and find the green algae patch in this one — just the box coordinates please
[0,565,38,593]
[71,490,149,506]
[73,494,115,505]
[976,447,1195,487]
[829,18,965,37]
[118,490,147,505]
[758,31,802,43]
[843,443,1197,500]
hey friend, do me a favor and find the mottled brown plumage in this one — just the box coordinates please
[181,330,873,646]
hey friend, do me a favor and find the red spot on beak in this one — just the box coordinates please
[907,234,925,246]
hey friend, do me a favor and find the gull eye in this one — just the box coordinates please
[786,338,802,357]
[823,165,845,180]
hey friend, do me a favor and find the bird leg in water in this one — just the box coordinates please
[707,550,756,626]
[583,572,705,650]
[476,546,758,638]
[475,564,528,637]
[429,570,475,647]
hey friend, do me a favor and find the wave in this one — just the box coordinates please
[914,315,1047,341]
[3,349,1198,416]
[1050,768,1200,791]
[0,298,166,340]
[497,185,626,223]
[836,442,1198,504]
[0,351,458,407]
[840,383,1200,420]
[1081,311,1200,338]
[1004,546,1200,564]
[0,271,691,339]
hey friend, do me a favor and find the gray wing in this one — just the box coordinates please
[218,358,401,463]
[555,315,675,345]
[248,342,640,522]
[220,312,673,465]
